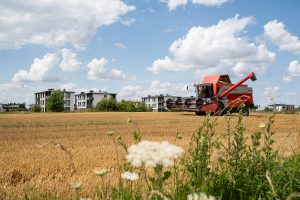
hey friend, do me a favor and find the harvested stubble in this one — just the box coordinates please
[0,112,299,198]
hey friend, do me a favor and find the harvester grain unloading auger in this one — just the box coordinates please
[166,72,257,116]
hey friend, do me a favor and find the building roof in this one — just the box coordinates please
[268,104,294,106]
[34,89,75,94]
[74,90,117,95]
[142,94,179,98]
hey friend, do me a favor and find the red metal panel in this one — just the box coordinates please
[202,75,221,84]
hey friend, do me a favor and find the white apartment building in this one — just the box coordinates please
[75,90,117,110]
[142,94,179,112]
[267,104,295,112]
[34,89,75,112]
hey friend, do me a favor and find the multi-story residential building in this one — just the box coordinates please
[34,89,75,112]
[142,94,179,112]
[75,90,117,110]
[267,104,295,112]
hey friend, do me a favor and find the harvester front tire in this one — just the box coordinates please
[215,102,225,116]
[242,108,249,116]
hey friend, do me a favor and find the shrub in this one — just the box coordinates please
[31,104,41,112]
[118,100,137,112]
[95,98,119,111]
[94,99,152,112]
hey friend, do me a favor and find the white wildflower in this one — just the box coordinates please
[70,180,82,191]
[126,140,184,168]
[259,123,266,128]
[106,131,114,136]
[80,198,92,200]
[93,168,107,176]
[187,192,215,200]
[121,172,139,181]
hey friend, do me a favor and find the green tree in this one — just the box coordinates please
[264,106,273,112]
[32,104,42,112]
[95,98,118,111]
[46,90,64,112]
[136,102,150,112]
[119,100,137,112]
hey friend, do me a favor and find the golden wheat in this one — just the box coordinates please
[0,112,299,198]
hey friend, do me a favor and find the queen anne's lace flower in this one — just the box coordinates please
[121,172,139,181]
[70,180,82,191]
[126,140,184,168]
[187,192,215,200]
[93,168,107,176]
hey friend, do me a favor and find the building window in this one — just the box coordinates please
[82,102,86,107]
[65,107,70,111]
[65,100,70,106]
[78,102,81,107]
[65,93,71,98]
[152,104,156,108]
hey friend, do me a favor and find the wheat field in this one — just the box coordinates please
[0,112,299,198]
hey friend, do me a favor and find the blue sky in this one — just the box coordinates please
[0,0,300,108]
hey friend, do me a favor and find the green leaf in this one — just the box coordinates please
[162,171,172,181]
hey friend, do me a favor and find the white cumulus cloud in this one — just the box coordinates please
[118,85,144,100]
[58,82,77,91]
[162,0,229,11]
[0,0,135,49]
[87,58,135,81]
[283,60,300,83]
[118,81,191,100]
[12,49,81,82]
[12,53,60,82]
[58,49,81,72]
[264,20,300,54]
[120,18,136,26]
[163,0,188,11]
[192,0,230,6]
[148,15,275,76]
[288,60,300,75]
[264,86,279,101]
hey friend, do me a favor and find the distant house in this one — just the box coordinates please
[267,104,295,112]
[0,103,26,112]
[34,89,75,112]
[142,94,179,112]
[75,90,117,110]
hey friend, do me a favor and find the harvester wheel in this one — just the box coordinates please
[242,107,249,116]
[215,102,225,116]
[195,111,205,116]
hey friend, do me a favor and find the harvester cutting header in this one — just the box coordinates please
[166,72,257,116]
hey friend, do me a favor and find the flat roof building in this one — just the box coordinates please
[34,89,75,112]
[75,90,117,110]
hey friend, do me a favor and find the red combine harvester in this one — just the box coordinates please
[166,72,257,116]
